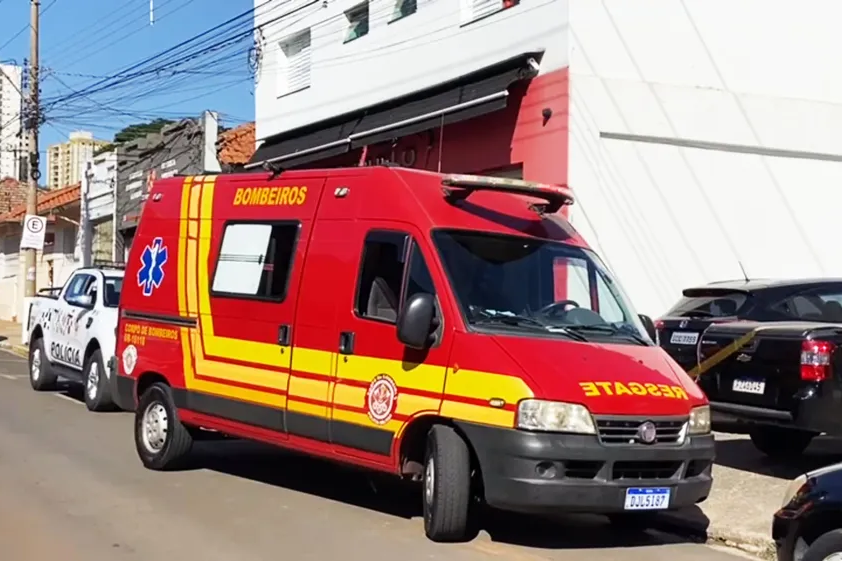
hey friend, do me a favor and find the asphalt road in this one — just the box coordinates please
[0,350,755,561]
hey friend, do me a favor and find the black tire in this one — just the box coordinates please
[134,382,193,470]
[803,528,842,561]
[749,426,815,460]
[83,349,116,412]
[29,337,58,391]
[422,425,473,542]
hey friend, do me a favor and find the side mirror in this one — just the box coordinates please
[639,314,657,342]
[73,294,94,308]
[397,293,438,350]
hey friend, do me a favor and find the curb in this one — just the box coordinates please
[0,341,28,359]
[656,511,776,560]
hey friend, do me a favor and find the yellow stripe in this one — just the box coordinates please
[687,328,759,379]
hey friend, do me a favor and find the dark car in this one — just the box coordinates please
[657,279,842,372]
[775,463,842,561]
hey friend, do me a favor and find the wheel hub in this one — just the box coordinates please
[31,349,40,381]
[424,456,435,506]
[823,553,842,561]
[86,362,99,401]
[141,402,169,452]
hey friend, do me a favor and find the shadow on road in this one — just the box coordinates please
[714,429,842,479]
[189,440,702,550]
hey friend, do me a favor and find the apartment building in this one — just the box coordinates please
[0,64,23,181]
[249,0,842,317]
[47,130,110,189]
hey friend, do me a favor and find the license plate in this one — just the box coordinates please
[670,331,698,345]
[732,378,765,395]
[624,487,671,510]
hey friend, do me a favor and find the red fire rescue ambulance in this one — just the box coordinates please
[112,167,714,542]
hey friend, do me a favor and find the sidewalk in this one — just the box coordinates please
[0,319,28,358]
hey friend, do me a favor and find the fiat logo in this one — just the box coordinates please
[637,421,657,444]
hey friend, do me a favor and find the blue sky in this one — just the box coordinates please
[0,0,255,160]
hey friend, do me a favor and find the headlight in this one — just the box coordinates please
[688,406,711,435]
[516,400,596,434]
[782,474,808,508]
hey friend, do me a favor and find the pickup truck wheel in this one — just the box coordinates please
[749,426,816,459]
[803,528,842,561]
[83,349,116,412]
[134,382,193,471]
[29,338,58,391]
[422,425,473,542]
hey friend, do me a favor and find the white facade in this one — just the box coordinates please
[88,151,117,222]
[254,0,568,141]
[0,64,23,181]
[566,0,842,318]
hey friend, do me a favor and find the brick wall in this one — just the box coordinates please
[0,178,27,216]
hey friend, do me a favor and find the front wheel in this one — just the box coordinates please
[749,426,816,460]
[422,425,474,542]
[29,338,58,391]
[803,529,842,561]
[83,349,116,412]
[134,382,193,470]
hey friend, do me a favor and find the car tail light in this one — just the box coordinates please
[801,340,835,382]
[654,319,664,330]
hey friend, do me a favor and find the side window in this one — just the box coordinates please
[770,290,842,322]
[355,231,409,323]
[404,241,436,302]
[211,221,300,301]
[64,274,92,302]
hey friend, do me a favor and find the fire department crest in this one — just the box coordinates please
[366,374,398,425]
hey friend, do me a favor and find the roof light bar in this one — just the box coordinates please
[441,174,574,214]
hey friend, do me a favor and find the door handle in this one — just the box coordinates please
[339,331,355,355]
[278,324,291,346]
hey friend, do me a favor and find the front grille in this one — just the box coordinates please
[595,416,687,445]
[612,461,682,480]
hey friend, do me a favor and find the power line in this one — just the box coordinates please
[0,0,58,53]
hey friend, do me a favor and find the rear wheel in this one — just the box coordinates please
[422,425,473,542]
[803,529,842,561]
[749,426,816,460]
[83,349,115,412]
[134,382,193,470]
[29,338,58,391]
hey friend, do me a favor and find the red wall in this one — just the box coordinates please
[309,67,569,186]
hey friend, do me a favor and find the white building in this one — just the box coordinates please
[0,64,23,181]
[251,0,842,318]
[82,150,118,264]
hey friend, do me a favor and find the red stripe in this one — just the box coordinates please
[194,373,288,396]
[290,370,333,384]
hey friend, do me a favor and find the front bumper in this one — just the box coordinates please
[455,420,714,515]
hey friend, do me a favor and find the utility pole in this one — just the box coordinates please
[24,0,40,298]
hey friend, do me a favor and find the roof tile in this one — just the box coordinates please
[0,183,81,222]
[217,122,255,166]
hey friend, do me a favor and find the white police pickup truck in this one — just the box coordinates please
[26,266,124,411]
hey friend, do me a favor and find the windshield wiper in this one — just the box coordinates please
[564,324,650,345]
[472,315,589,342]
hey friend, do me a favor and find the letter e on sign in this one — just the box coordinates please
[20,214,47,250]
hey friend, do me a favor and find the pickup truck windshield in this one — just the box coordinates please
[103,277,123,307]
[431,229,652,344]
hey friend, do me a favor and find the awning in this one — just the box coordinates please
[246,51,543,170]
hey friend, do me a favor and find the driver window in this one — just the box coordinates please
[553,257,625,323]
[63,274,91,303]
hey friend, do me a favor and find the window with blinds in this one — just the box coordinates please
[463,0,518,24]
[278,29,312,96]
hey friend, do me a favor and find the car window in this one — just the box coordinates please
[355,231,409,323]
[769,289,842,322]
[103,277,123,307]
[63,274,93,302]
[211,222,300,301]
[666,292,748,318]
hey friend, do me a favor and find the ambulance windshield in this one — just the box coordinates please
[431,229,652,345]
